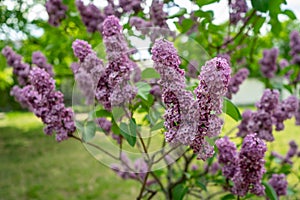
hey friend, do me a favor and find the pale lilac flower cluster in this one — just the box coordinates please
[268,174,288,197]
[215,136,238,179]
[259,48,278,78]
[95,16,137,110]
[226,68,249,99]
[129,16,152,35]
[237,89,298,141]
[152,39,231,160]
[192,57,231,160]
[111,153,151,182]
[290,30,300,65]
[272,140,299,165]
[150,0,168,29]
[150,85,162,99]
[232,134,267,196]
[2,46,30,85]
[45,0,67,26]
[72,39,105,105]
[32,51,54,77]
[119,0,142,13]
[229,0,248,25]
[76,0,105,33]
[187,60,199,79]
[96,117,112,133]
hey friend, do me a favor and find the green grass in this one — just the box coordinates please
[0,111,299,199]
[0,112,139,200]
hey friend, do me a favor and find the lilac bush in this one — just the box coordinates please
[3,1,300,199]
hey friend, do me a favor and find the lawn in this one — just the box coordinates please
[0,111,299,199]
[0,112,139,200]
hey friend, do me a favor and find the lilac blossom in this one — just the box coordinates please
[273,96,298,131]
[96,118,112,133]
[187,60,199,79]
[119,0,142,13]
[95,16,137,110]
[226,68,249,99]
[72,39,92,62]
[150,0,168,29]
[237,110,253,137]
[269,174,288,197]
[290,30,300,65]
[32,51,54,77]
[45,0,67,26]
[296,101,300,125]
[215,137,238,179]
[259,48,278,78]
[152,40,231,161]
[76,0,104,33]
[229,0,248,25]
[255,89,280,112]
[111,152,149,181]
[10,68,76,142]
[232,134,267,197]
[150,85,162,99]
[2,46,30,85]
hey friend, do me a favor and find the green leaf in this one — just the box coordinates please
[119,119,137,147]
[141,68,160,79]
[95,109,111,118]
[112,107,125,121]
[223,98,242,121]
[136,82,151,100]
[168,8,187,19]
[151,121,165,132]
[262,181,278,200]
[281,9,297,20]
[75,120,84,130]
[196,180,207,191]
[196,0,220,7]
[82,121,96,142]
[220,194,235,200]
[148,109,161,125]
[172,184,188,200]
[178,18,193,33]
[251,0,270,12]
[253,16,266,34]
[194,10,214,21]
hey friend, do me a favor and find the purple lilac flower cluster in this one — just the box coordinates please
[259,48,279,78]
[72,39,105,105]
[290,30,300,65]
[94,16,137,110]
[45,0,67,26]
[76,0,105,33]
[272,140,299,165]
[151,39,231,160]
[226,68,249,99]
[237,89,298,141]
[32,51,54,77]
[186,60,199,79]
[111,152,155,184]
[150,0,168,29]
[232,134,267,196]
[192,57,231,160]
[215,136,238,179]
[216,134,267,197]
[119,0,143,13]
[229,0,248,25]
[296,103,300,125]
[268,174,288,197]
[10,67,75,141]
[2,46,30,85]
